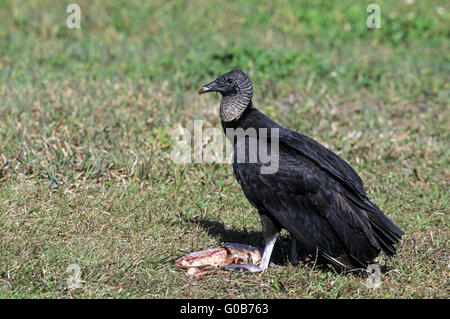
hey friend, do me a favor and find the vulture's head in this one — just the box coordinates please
[199,69,253,122]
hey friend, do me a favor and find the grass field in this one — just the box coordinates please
[0,0,448,298]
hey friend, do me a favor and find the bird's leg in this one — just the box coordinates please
[222,213,281,273]
[290,236,298,265]
[222,232,279,273]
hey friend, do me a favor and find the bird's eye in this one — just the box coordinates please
[227,78,233,85]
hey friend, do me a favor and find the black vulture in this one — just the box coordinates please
[198,69,403,272]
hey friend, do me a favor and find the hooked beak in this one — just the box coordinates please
[198,87,210,95]
[198,80,218,95]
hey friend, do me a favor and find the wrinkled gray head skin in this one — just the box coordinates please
[199,70,253,122]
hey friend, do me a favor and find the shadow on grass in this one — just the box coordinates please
[191,218,264,246]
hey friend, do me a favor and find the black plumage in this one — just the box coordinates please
[199,70,403,271]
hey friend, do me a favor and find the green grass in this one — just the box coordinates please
[0,0,449,298]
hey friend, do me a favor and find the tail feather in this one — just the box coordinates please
[343,193,403,257]
[322,194,403,271]
[362,199,403,256]
[369,214,403,256]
